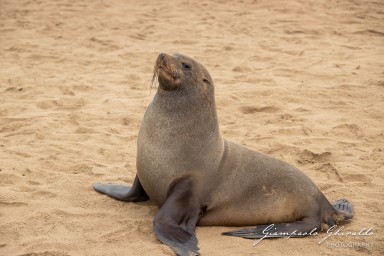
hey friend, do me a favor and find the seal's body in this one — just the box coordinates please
[93,53,353,256]
[136,82,223,208]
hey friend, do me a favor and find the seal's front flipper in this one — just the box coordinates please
[92,175,149,202]
[153,177,201,256]
[222,217,319,239]
[333,199,353,221]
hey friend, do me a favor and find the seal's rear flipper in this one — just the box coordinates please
[92,175,149,202]
[332,199,353,221]
[153,177,201,256]
[222,218,319,239]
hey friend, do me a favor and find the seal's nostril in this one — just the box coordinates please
[159,53,166,60]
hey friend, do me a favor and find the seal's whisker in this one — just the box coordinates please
[150,72,158,95]
[151,71,157,86]
[150,60,159,94]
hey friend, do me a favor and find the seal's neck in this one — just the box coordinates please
[152,88,220,136]
[139,88,224,173]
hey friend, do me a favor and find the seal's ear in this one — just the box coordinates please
[202,78,211,84]
[153,177,200,255]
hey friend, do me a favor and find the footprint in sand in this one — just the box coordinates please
[239,105,279,114]
[32,190,58,199]
[314,163,344,182]
[299,149,332,164]
[332,123,364,138]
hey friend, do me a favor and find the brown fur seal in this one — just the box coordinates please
[93,53,353,255]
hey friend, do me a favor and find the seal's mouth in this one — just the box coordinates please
[152,53,182,91]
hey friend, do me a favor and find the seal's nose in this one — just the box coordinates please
[159,53,166,61]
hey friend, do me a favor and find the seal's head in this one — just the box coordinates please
[153,53,213,93]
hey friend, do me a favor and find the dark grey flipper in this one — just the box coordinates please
[153,177,201,256]
[223,198,354,239]
[92,175,149,202]
[332,198,353,220]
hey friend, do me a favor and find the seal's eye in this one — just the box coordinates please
[182,63,191,70]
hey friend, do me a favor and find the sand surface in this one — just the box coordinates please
[1,0,383,255]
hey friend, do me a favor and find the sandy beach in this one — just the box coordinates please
[1,0,383,255]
